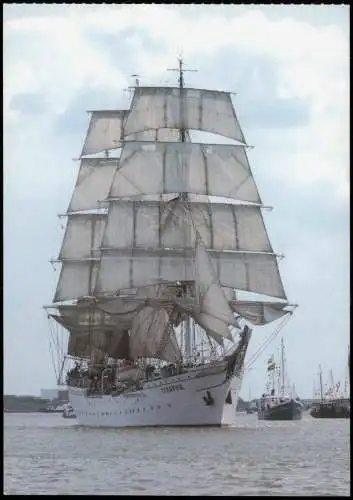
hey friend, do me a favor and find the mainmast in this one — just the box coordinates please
[167,56,197,146]
[178,57,186,144]
[178,58,190,359]
[168,56,198,361]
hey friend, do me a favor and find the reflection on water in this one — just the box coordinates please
[4,412,350,495]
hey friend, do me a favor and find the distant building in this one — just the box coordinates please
[40,389,69,402]
[40,389,59,401]
[58,389,69,402]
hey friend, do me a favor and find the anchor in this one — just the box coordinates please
[203,390,214,406]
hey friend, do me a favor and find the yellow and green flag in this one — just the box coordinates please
[267,355,276,372]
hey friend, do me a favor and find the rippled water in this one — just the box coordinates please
[4,412,350,496]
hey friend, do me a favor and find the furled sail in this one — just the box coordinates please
[109,142,260,202]
[169,234,237,344]
[129,307,181,362]
[67,330,104,359]
[95,297,144,319]
[192,235,235,341]
[96,284,179,315]
[51,305,131,359]
[127,128,181,142]
[55,304,130,331]
[66,329,130,360]
[123,87,246,143]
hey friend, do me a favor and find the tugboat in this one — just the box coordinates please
[62,404,76,419]
[258,390,303,420]
[257,338,303,421]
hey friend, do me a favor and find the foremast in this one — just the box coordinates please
[47,108,130,362]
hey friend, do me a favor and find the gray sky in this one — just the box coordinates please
[4,4,349,398]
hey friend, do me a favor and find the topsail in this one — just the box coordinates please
[124,87,246,143]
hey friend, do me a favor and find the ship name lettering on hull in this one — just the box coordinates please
[161,383,185,394]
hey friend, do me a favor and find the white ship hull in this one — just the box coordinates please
[68,364,244,428]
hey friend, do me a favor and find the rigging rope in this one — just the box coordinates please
[47,314,69,383]
[244,313,293,371]
[47,315,59,382]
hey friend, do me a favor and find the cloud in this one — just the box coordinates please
[4,4,349,202]
[10,92,48,115]
[4,13,128,121]
[53,82,132,138]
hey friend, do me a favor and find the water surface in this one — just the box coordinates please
[4,412,350,495]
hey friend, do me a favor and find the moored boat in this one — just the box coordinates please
[257,338,303,421]
[258,394,303,420]
[310,363,350,419]
[62,404,77,419]
[310,399,350,419]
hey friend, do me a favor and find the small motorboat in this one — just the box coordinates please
[62,404,76,419]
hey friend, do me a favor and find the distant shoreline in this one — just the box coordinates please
[3,395,66,413]
[4,410,52,413]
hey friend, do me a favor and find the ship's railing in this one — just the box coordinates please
[66,357,226,396]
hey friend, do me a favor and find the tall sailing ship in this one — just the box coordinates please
[45,59,294,428]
